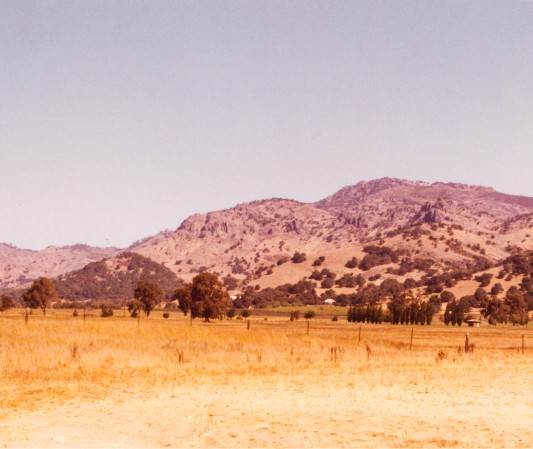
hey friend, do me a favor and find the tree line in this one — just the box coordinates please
[14,272,232,322]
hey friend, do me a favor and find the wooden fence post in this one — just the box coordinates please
[358,324,361,344]
[410,328,414,350]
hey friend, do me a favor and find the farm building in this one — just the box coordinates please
[324,298,336,305]
[466,319,481,327]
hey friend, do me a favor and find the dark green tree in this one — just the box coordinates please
[474,287,489,307]
[23,277,57,316]
[173,284,192,316]
[133,280,163,317]
[506,287,528,325]
[190,272,231,322]
[490,283,504,296]
[482,298,510,325]
[440,290,456,303]
[222,275,239,291]
[444,301,454,326]
[380,278,404,299]
[475,273,493,287]
[321,278,335,289]
[444,298,470,326]
[0,294,16,312]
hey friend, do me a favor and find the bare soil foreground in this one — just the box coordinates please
[1,311,533,448]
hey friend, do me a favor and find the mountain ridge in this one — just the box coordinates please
[2,178,533,292]
[129,178,533,289]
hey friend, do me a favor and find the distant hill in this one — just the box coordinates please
[0,243,121,290]
[54,252,183,303]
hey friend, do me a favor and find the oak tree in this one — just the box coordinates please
[0,294,16,312]
[23,277,57,316]
[173,284,192,316]
[133,280,163,317]
[190,272,231,322]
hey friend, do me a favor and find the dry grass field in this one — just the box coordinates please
[1,309,533,448]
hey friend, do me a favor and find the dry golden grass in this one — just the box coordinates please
[1,309,533,448]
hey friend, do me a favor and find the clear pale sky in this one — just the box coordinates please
[1,1,532,250]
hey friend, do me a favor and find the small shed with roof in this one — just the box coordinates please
[466,319,481,327]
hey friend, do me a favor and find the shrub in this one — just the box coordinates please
[101,306,114,318]
[223,276,239,290]
[359,246,400,270]
[491,283,504,296]
[291,251,307,263]
[0,294,16,312]
[290,310,300,321]
[344,257,358,269]
[403,278,417,289]
[440,291,456,303]
[321,278,335,288]
[162,312,170,319]
[475,273,493,288]
[304,311,316,319]
[331,315,338,322]
[335,273,358,288]
[241,309,251,318]
[312,256,325,267]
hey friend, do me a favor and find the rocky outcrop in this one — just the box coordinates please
[412,198,448,224]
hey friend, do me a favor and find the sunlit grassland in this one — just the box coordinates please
[1,308,532,417]
[260,304,348,316]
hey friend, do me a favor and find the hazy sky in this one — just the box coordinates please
[1,1,532,250]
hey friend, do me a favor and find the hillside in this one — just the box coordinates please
[0,244,121,290]
[130,178,533,290]
[2,178,532,299]
[54,252,183,303]
[129,198,354,285]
